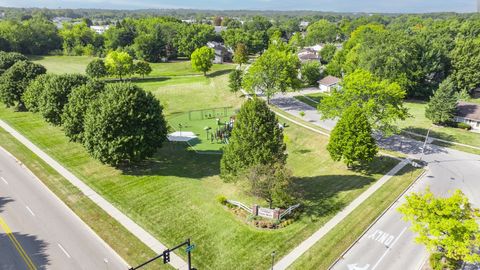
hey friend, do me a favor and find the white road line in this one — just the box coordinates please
[58,243,71,258]
[25,206,35,217]
[371,227,407,270]
[1,176,7,185]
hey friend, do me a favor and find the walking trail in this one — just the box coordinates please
[0,120,188,270]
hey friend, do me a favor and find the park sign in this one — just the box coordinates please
[257,207,276,219]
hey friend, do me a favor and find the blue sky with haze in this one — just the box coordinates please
[0,0,476,13]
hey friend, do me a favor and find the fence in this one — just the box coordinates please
[188,107,233,121]
[279,204,301,220]
[226,200,252,214]
[227,200,301,220]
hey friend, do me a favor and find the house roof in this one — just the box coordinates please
[456,102,480,121]
[318,75,341,86]
[298,52,319,61]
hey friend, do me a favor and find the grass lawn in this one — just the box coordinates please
[293,93,326,108]
[398,101,480,149]
[0,129,170,270]
[289,165,423,270]
[1,57,411,269]
[29,55,235,78]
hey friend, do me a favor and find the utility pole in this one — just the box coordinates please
[419,127,431,162]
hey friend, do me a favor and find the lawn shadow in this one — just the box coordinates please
[207,69,234,78]
[105,77,172,84]
[0,197,14,213]
[120,143,220,179]
[376,133,449,156]
[294,174,376,218]
[0,233,50,269]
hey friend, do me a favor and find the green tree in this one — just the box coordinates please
[190,46,214,76]
[228,69,243,95]
[243,163,293,208]
[305,19,339,45]
[0,60,45,110]
[288,32,305,49]
[301,61,321,86]
[450,38,480,95]
[134,61,152,78]
[327,106,378,168]
[233,43,248,67]
[319,44,337,64]
[62,80,105,142]
[176,24,215,57]
[242,46,301,103]
[319,69,409,134]
[83,83,168,166]
[35,74,89,125]
[22,74,52,112]
[425,78,458,125]
[133,29,167,63]
[105,50,134,80]
[220,98,286,181]
[0,51,27,74]
[399,189,480,264]
[86,59,107,78]
[60,22,101,56]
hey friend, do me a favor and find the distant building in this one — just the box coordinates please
[305,44,324,52]
[182,19,196,24]
[300,21,309,29]
[90,25,110,34]
[297,48,320,62]
[207,41,232,64]
[214,26,227,34]
[52,16,72,28]
[455,102,480,131]
[318,76,341,92]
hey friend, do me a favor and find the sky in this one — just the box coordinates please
[0,0,477,13]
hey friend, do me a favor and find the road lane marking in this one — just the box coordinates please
[58,243,71,258]
[367,230,395,246]
[371,227,407,270]
[25,206,35,217]
[1,176,7,185]
[0,215,37,270]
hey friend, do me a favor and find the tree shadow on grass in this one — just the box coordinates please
[207,69,234,78]
[293,174,376,218]
[120,143,220,179]
[0,233,50,270]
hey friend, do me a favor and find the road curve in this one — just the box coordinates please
[0,147,128,270]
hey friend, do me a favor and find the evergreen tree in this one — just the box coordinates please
[221,98,286,181]
[228,69,243,95]
[425,78,458,125]
[233,43,248,67]
[327,106,378,168]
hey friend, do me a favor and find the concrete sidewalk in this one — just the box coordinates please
[0,120,188,270]
[273,159,409,270]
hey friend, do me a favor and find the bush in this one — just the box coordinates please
[429,252,443,270]
[216,195,228,205]
[456,122,472,130]
[86,59,107,78]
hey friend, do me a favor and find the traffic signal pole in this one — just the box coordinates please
[128,239,196,270]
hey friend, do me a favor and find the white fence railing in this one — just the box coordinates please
[279,204,301,219]
[227,200,252,214]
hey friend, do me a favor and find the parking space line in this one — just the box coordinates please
[25,206,35,217]
[1,176,8,185]
[58,243,71,258]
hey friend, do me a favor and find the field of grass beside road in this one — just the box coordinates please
[0,56,409,269]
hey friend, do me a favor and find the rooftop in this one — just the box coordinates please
[318,75,341,86]
[456,102,480,121]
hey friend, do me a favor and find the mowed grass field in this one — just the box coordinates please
[0,57,419,269]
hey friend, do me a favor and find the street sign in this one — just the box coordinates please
[186,244,196,253]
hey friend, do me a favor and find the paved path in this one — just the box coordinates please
[0,146,128,270]
[0,120,188,270]
[273,159,409,270]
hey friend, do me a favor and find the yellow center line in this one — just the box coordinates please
[0,216,37,270]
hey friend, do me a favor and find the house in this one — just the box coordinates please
[207,41,232,64]
[90,25,110,34]
[297,49,320,62]
[214,26,227,34]
[318,76,341,92]
[299,21,309,29]
[455,102,480,131]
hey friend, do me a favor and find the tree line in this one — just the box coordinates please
[0,51,168,166]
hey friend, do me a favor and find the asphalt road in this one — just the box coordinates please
[331,135,480,270]
[0,147,128,270]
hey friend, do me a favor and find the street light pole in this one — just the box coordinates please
[419,127,431,162]
[271,251,276,270]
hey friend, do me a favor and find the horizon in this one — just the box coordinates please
[0,0,477,14]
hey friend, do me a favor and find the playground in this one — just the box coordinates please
[167,107,236,152]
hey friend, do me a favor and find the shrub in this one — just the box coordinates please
[429,252,443,270]
[216,195,228,205]
[456,122,472,130]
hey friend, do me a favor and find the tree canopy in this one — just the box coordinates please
[190,46,214,76]
[105,50,134,79]
[425,78,458,125]
[305,19,339,45]
[221,98,286,181]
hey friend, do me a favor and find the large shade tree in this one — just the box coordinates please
[242,45,301,103]
[221,98,286,181]
[425,78,458,125]
[191,46,214,76]
[319,69,409,134]
[83,83,168,166]
[105,50,134,80]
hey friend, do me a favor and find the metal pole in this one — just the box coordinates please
[187,238,192,270]
[419,127,431,162]
[271,251,276,270]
